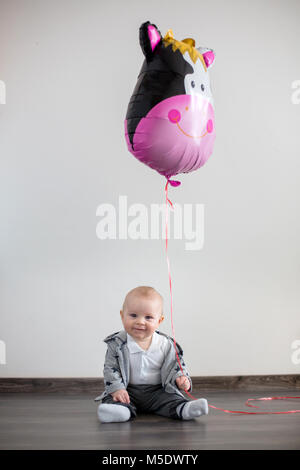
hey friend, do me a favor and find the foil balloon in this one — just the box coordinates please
[124,21,216,186]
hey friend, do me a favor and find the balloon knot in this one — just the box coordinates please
[167,178,181,187]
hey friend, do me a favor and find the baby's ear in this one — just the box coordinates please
[139,21,162,60]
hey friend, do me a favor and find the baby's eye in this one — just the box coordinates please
[129,313,137,317]
[145,316,153,321]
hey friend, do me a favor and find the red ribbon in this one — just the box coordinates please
[165,180,185,377]
[164,179,300,415]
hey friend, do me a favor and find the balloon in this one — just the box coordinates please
[124,21,216,186]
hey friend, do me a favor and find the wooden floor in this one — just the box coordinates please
[0,389,300,450]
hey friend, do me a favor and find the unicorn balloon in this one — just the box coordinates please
[124,21,216,186]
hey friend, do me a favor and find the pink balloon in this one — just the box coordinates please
[125,22,216,185]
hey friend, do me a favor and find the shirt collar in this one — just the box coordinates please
[127,331,158,354]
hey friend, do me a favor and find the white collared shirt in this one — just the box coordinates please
[126,331,169,385]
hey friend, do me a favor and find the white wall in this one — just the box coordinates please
[0,0,299,377]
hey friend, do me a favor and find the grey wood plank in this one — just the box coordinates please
[0,389,300,450]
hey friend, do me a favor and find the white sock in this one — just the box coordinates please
[97,404,131,423]
[177,399,209,420]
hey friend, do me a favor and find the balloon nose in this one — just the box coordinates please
[168,109,181,123]
[206,119,213,133]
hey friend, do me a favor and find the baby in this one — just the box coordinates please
[95,286,208,422]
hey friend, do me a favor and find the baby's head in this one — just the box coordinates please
[120,286,164,342]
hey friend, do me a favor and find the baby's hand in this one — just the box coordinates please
[111,389,130,404]
[176,375,190,391]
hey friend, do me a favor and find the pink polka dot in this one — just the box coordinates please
[206,119,213,133]
[168,109,181,123]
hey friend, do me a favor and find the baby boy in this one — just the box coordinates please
[95,286,208,422]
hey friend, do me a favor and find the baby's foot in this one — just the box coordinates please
[177,399,209,420]
[97,404,131,423]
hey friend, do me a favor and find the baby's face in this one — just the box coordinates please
[120,294,164,343]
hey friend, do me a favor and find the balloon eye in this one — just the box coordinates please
[201,84,205,91]
[191,81,195,88]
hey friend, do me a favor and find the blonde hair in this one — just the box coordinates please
[163,29,207,71]
[122,286,164,317]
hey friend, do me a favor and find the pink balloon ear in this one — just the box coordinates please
[148,24,161,51]
[202,50,215,68]
[139,21,162,59]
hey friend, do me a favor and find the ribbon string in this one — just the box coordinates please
[164,179,300,415]
[165,179,185,377]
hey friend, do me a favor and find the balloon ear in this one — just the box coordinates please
[139,21,162,60]
[197,47,215,68]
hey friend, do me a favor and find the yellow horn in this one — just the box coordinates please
[182,38,195,47]
[164,29,174,41]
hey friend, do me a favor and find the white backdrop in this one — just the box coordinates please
[0,0,299,377]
